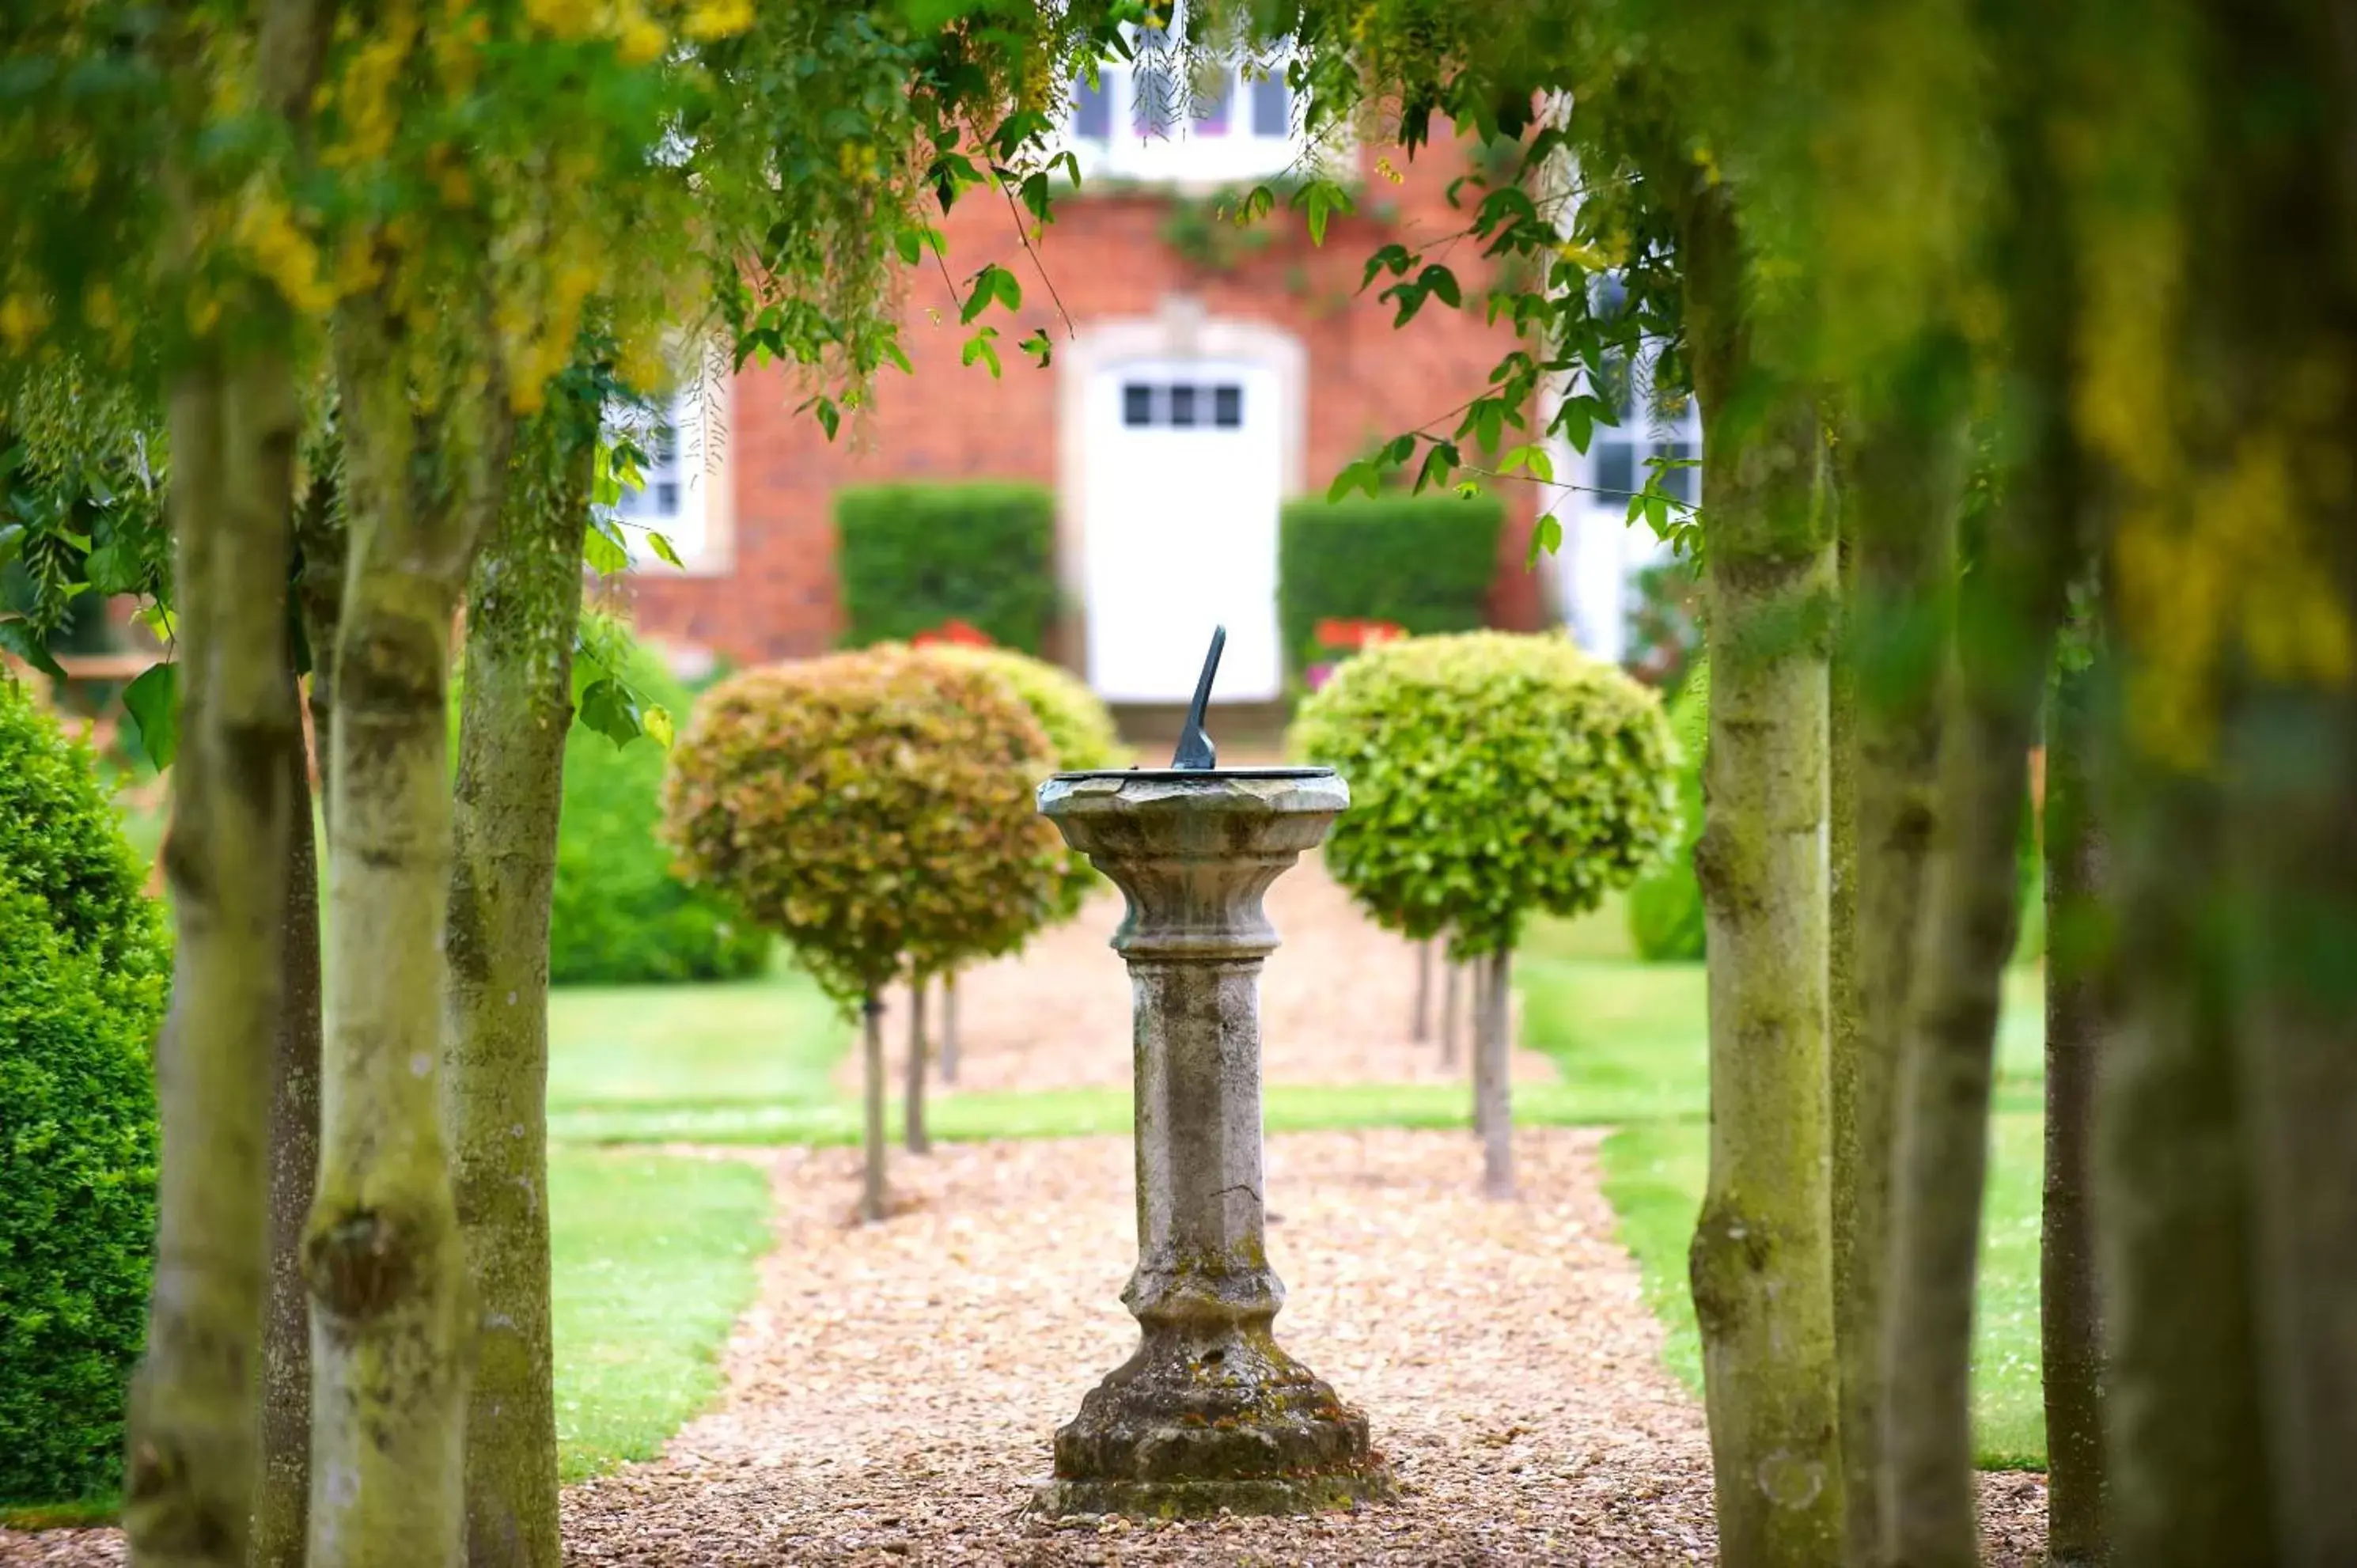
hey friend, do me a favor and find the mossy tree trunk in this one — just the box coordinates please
[443,415,593,1568]
[2041,634,2109,1567]
[1828,358,1966,1568]
[2099,774,2274,1564]
[1878,40,2080,1558]
[256,457,337,1568]
[862,995,889,1221]
[305,289,512,1567]
[254,677,321,1568]
[123,348,303,1568]
[1678,181,1845,1568]
[903,975,931,1154]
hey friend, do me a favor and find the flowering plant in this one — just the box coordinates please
[910,618,994,649]
[1303,618,1405,692]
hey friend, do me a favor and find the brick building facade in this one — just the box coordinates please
[616,104,1565,701]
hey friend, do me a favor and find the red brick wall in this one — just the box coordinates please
[623,135,1546,671]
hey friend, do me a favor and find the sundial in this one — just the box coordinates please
[1170,624,1225,770]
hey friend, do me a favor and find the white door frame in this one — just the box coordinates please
[1056,299,1307,696]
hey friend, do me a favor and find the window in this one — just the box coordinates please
[1061,32,1305,184]
[1119,378,1246,430]
[1574,347,1700,516]
[601,381,721,570]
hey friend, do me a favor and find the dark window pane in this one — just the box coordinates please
[1074,73,1111,141]
[1124,383,1154,426]
[1658,441,1697,504]
[656,482,680,515]
[1169,384,1199,426]
[1251,75,1290,137]
[1213,384,1243,426]
[1596,441,1636,498]
[1196,74,1231,135]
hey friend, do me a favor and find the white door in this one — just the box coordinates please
[1082,359,1283,703]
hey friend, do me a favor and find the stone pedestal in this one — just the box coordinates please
[1032,768,1392,1519]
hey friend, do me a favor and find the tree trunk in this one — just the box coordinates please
[1677,182,1844,1568]
[1479,950,1514,1200]
[903,976,931,1154]
[1830,368,1966,1568]
[253,692,321,1568]
[861,996,889,1222]
[1878,119,2079,1568]
[123,351,301,1568]
[1441,951,1461,1069]
[1470,954,1496,1137]
[443,419,593,1568]
[938,971,960,1085]
[2041,641,2109,1567]
[2099,774,2275,1565]
[306,291,510,1567]
[1412,938,1433,1043]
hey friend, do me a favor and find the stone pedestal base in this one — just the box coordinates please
[1033,1327,1393,1518]
[1033,769,1388,1521]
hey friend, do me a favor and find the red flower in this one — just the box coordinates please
[914,618,993,648]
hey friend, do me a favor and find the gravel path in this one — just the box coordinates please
[2,1131,2051,1567]
[852,857,1556,1097]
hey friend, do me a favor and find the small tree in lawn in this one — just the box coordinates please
[914,641,1124,1086]
[1291,631,1680,1197]
[662,645,1063,1219]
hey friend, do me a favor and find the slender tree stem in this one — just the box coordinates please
[904,975,931,1154]
[938,971,960,1085]
[1480,951,1514,1200]
[1412,938,1432,1043]
[254,678,320,1568]
[2041,641,2109,1566]
[1441,949,1461,1069]
[862,996,889,1222]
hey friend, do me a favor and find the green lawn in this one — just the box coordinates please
[0,1149,768,1525]
[1521,902,2051,1470]
[551,1149,771,1480]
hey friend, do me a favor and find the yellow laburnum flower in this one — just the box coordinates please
[616,331,670,395]
[684,0,754,41]
[616,7,667,64]
[523,0,602,39]
[0,292,48,353]
[233,186,338,316]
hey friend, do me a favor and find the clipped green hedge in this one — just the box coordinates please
[1627,660,1709,963]
[1277,494,1504,672]
[836,483,1058,654]
[552,641,770,986]
[0,676,167,1505]
[1291,631,1679,958]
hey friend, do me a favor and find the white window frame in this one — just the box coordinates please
[1054,29,1315,188]
[600,370,733,577]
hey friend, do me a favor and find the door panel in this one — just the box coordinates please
[1082,359,1283,703]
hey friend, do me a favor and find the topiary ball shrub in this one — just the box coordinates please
[1290,630,1680,957]
[1626,659,1710,963]
[0,675,167,1505]
[550,638,771,986]
[915,644,1124,925]
[661,645,1067,1004]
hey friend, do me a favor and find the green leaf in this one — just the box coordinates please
[961,328,1002,377]
[961,263,1021,325]
[1017,328,1053,369]
[1418,264,1462,309]
[1527,513,1564,568]
[122,661,178,771]
[1292,178,1355,247]
[0,618,64,680]
[583,517,630,577]
[646,532,685,570]
[578,677,643,748]
[798,393,841,441]
[1327,460,1381,502]
[992,267,1023,311]
[641,703,675,750]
